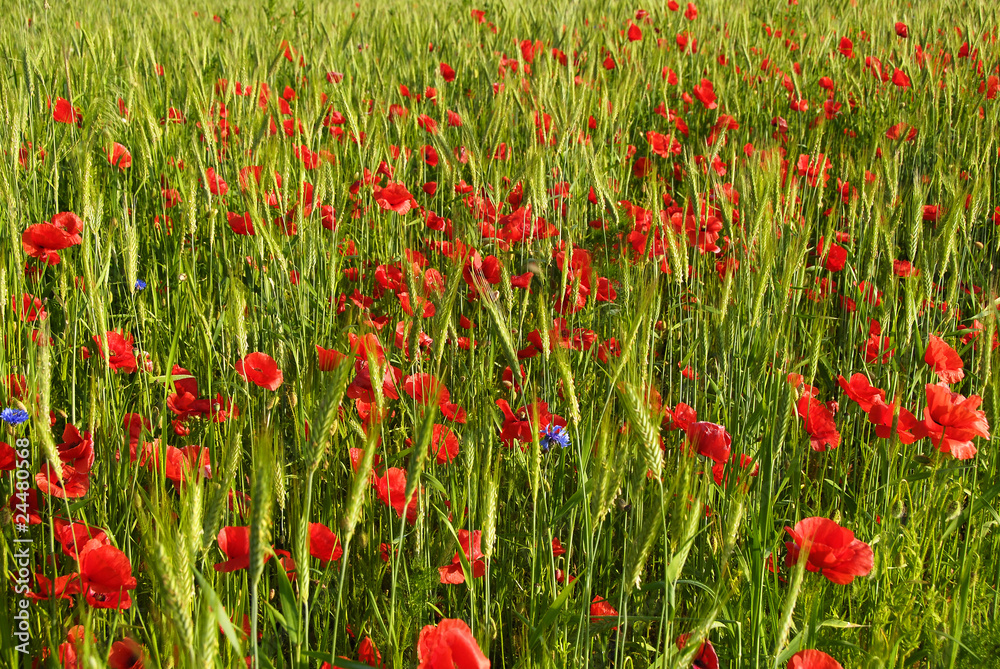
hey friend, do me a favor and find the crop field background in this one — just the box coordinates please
[1,0,999,667]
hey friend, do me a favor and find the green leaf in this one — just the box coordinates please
[819,618,867,629]
[273,557,300,645]
[193,569,242,656]
[527,578,578,651]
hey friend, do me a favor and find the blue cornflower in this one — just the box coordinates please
[1,408,30,426]
[539,423,571,452]
[135,279,147,291]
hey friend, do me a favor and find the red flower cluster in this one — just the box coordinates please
[785,517,873,585]
[417,619,490,669]
[27,522,138,611]
[22,212,83,266]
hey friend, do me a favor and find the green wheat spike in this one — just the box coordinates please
[617,379,663,479]
[248,424,275,667]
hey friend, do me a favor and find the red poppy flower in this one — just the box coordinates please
[923,335,964,383]
[166,365,201,419]
[664,402,698,431]
[676,634,719,669]
[627,23,642,41]
[891,69,911,88]
[922,383,990,459]
[348,447,380,478]
[200,167,227,195]
[347,360,403,403]
[555,569,576,584]
[80,544,138,594]
[57,625,93,667]
[692,79,717,109]
[417,618,489,669]
[784,517,873,585]
[229,490,252,516]
[374,468,419,523]
[22,223,82,265]
[53,210,83,234]
[352,637,383,668]
[686,421,732,465]
[837,37,854,58]
[308,522,343,565]
[795,154,831,188]
[861,320,894,364]
[148,444,212,484]
[892,260,918,277]
[796,397,840,451]
[885,122,918,141]
[836,374,886,412]
[108,143,132,170]
[224,211,254,235]
[121,413,152,462]
[48,619,82,660]
[4,374,27,399]
[18,142,47,168]
[404,373,449,405]
[430,424,461,464]
[58,423,95,473]
[214,526,265,572]
[462,252,501,290]
[86,588,132,610]
[349,332,386,364]
[787,649,843,669]
[93,331,138,373]
[235,352,284,390]
[36,464,90,499]
[316,345,348,371]
[422,145,440,166]
[417,114,439,135]
[396,290,437,320]
[56,519,109,558]
[590,595,619,624]
[53,97,82,125]
[12,293,47,321]
[816,237,847,271]
[108,637,145,669]
[867,402,925,443]
[439,529,486,584]
[373,181,419,215]
[0,443,15,472]
[27,572,82,601]
[646,131,682,158]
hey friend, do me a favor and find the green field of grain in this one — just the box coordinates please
[1,0,999,667]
